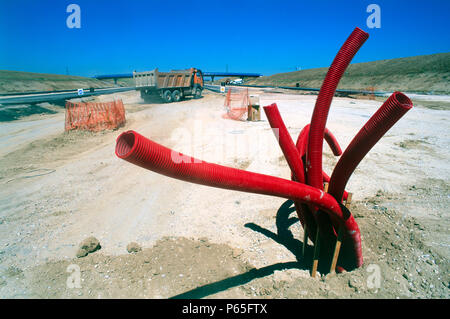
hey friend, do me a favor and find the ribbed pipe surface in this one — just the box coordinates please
[306,27,369,191]
[263,103,305,183]
[115,130,363,269]
[328,92,413,202]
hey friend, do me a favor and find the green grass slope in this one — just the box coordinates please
[248,53,450,94]
[0,70,122,94]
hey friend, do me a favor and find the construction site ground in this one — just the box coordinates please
[0,89,448,298]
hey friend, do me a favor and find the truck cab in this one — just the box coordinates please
[193,69,204,88]
[192,68,204,99]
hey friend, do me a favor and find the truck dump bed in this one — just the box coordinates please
[134,68,194,89]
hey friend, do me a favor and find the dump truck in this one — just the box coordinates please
[133,68,203,103]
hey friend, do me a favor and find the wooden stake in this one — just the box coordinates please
[302,225,308,257]
[329,226,343,274]
[311,228,321,278]
[329,192,352,273]
[345,192,353,208]
[247,104,253,121]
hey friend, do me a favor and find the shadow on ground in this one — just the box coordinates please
[171,200,314,299]
[0,104,59,122]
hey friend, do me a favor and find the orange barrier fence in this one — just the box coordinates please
[222,88,250,121]
[65,99,126,131]
[365,87,375,100]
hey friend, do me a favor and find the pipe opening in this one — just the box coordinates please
[263,103,277,110]
[115,131,136,158]
[393,92,413,109]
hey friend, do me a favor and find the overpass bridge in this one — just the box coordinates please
[201,72,262,82]
[94,73,133,84]
[94,71,262,84]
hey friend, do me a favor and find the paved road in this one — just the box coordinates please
[0,87,135,106]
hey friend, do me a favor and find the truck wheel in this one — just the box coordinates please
[194,88,202,99]
[163,90,173,103]
[172,90,181,102]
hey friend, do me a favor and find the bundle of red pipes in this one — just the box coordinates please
[115,27,413,275]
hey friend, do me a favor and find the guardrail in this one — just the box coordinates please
[205,83,388,97]
[0,87,135,106]
[0,86,123,97]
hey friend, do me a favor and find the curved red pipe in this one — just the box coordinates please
[262,104,317,243]
[262,105,346,244]
[296,125,342,161]
[322,171,348,201]
[116,130,344,218]
[306,27,369,191]
[324,128,342,156]
[328,92,413,202]
[263,103,305,183]
[296,124,310,158]
[296,124,348,200]
[115,130,363,269]
[262,105,342,178]
[295,124,344,242]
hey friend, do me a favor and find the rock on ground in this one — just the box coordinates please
[126,242,142,254]
[76,236,101,258]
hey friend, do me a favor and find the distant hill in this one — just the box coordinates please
[247,53,450,94]
[0,70,125,94]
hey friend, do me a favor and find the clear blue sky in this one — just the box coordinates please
[1,0,449,76]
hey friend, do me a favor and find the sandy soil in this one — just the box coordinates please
[0,89,448,298]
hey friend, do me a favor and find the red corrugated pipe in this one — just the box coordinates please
[294,122,352,249]
[114,27,415,273]
[263,104,316,243]
[115,130,363,269]
[328,92,413,202]
[296,124,349,201]
[263,104,347,244]
[306,27,369,191]
[263,103,305,183]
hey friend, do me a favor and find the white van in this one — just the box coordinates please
[230,78,243,85]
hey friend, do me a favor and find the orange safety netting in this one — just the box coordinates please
[365,87,375,100]
[65,99,126,132]
[222,88,250,121]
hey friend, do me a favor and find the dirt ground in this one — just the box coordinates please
[0,89,448,298]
